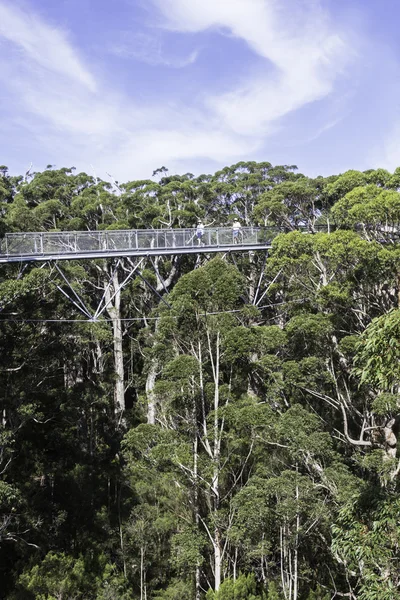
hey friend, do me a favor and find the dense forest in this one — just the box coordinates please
[2,161,400,599]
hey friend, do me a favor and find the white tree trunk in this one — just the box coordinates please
[112,310,125,414]
[212,330,222,591]
[194,433,201,600]
[214,529,222,592]
[294,481,299,600]
[280,526,288,600]
[140,546,144,600]
[146,365,157,425]
[146,319,160,424]
[104,268,125,415]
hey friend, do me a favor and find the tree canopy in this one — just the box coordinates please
[2,161,400,599]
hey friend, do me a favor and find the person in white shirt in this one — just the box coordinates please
[195,219,215,245]
[232,220,242,243]
[196,221,205,244]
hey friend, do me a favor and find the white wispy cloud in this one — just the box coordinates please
[153,0,352,135]
[0,2,96,91]
[110,31,199,68]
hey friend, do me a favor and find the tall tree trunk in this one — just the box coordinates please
[146,364,157,425]
[280,526,288,600]
[247,251,258,303]
[233,547,238,582]
[146,319,160,424]
[214,528,222,592]
[104,268,125,415]
[212,330,222,591]
[294,478,299,600]
[112,311,124,414]
[194,433,201,600]
[140,546,144,600]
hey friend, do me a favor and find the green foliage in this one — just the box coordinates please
[332,495,400,599]
[306,587,330,600]
[170,256,245,314]
[170,527,206,573]
[153,579,193,600]
[206,574,266,599]
[371,393,399,416]
[325,170,368,204]
[15,552,93,599]
[266,581,282,599]
[255,178,320,229]
[285,313,333,356]
[354,309,400,389]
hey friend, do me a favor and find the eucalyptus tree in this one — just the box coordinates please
[264,231,396,452]
[323,170,369,206]
[126,257,276,594]
[254,178,322,231]
[153,258,246,592]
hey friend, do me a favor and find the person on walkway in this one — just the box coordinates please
[195,219,215,245]
[232,220,242,243]
[196,221,205,245]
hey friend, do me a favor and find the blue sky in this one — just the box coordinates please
[1,0,400,182]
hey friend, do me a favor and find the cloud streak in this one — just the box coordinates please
[110,31,199,68]
[153,0,352,135]
[0,2,96,91]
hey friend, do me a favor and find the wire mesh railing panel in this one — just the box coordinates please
[6,234,38,255]
[136,231,155,249]
[166,231,190,248]
[216,229,236,245]
[43,233,70,254]
[52,233,77,253]
[76,233,101,252]
[105,231,132,251]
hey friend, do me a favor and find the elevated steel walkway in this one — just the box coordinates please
[0,227,278,263]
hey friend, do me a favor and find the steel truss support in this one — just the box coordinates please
[30,248,271,320]
[52,258,146,321]
[255,266,282,307]
[53,263,94,319]
[253,252,269,306]
[51,256,174,320]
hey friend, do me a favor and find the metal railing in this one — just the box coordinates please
[0,227,281,257]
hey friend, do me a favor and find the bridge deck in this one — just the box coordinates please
[0,227,278,263]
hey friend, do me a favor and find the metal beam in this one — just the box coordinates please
[0,243,273,264]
